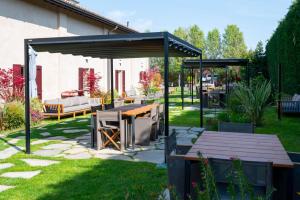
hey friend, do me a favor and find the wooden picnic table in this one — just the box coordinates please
[91,103,159,151]
[185,131,293,168]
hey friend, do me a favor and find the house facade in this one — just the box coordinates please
[0,0,149,101]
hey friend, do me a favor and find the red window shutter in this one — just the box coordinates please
[115,70,119,92]
[36,65,42,100]
[79,68,84,91]
[122,70,125,93]
[89,68,95,93]
[13,64,23,94]
[139,71,143,81]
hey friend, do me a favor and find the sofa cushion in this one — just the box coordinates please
[79,96,89,105]
[70,97,81,106]
[63,104,90,113]
[59,98,73,108]
[292,94,300,101]
[44,99,60,105]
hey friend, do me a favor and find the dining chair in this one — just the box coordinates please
[165,129,192,200]
[158,104,164,135]
[218,121,254,133]
[207,158,273,199]
[96,111,123,150]
[150,105,159,140]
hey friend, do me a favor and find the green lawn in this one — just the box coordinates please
[0,117,166,200]
[0,155,166,200]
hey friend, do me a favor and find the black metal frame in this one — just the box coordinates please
[181,58,249,128]
[24,32,202,153]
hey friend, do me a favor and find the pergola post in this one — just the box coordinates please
[24,40,31,154]
[199,54,203,127]
[163,33,169,137]
[191,69,194,104]
[278,63,282,120]
[181,65,184,110]
[110,58,114,107]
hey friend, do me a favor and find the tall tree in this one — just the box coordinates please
[206,28,221,59]
[222,25,248,58]
[188,25,206,56]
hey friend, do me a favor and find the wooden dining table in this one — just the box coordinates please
[184,131,294,199]
[91,103,159,151]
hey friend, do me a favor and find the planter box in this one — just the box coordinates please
[218,121,254,133]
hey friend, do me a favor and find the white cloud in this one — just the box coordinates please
[106,10,153,32]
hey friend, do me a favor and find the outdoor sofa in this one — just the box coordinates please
[280,94,300,114]
[43,96,101,120]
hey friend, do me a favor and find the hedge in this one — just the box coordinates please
[266,0,300,95]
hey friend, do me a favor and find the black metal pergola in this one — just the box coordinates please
[24,32,202,154]
[181,59,249,127]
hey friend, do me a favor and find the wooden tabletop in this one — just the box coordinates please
[185,131,294,168]
[92,103,158,117]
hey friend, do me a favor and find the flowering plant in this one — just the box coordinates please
[0,68,24,102]
[139,67,162,96]
[86,70,102,96]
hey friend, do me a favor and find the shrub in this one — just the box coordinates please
[0,68,24,102]
[30,98,43,112]
[30,98,44,124]
[232,80,271,126]
[3,101,25,129]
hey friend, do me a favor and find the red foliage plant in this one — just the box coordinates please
[0,68,24,102]
[86,70,102,96]
[139,67,162,96]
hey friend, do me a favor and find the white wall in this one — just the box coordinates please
[0,0,149,100]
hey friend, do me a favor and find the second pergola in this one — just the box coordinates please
[180,58,249,127]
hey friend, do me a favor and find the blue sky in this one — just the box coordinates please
[79,0,292,49]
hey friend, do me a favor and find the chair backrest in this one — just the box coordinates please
[208,158,272,188]
[114,100,124,108]
[150,106,159,121]
[218,121,254,133]
[165,129,177,157]
[96,111,121,128]
[159,104,164,114]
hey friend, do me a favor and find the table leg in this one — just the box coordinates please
[131,116,135,150]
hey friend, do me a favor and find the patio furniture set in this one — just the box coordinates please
[166,127,299,200]
[280,93,300,114]
[90,103,164,151]
[43,96,101,121]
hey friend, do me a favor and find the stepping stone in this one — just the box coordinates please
[31,140,48,145]
[77,119,88,122]
[33,149,62,157]
[133,150,164,164]
[0,163,14,170]
[16,136,25,139]
[37,127,46,130]
[62,140,78,145]
[64,152,92,160]
[97,148,123,155]
[1,170,41,179]
[94,153,132,161]
[63,129,89,134]
[42,143,72,151]
[0,185,15,193]
[8,138,20,144]
[44,136,67,141]
[21,159,59,167]
[64,148,87,154]
[40,132,51,137]
[0,147,20,160]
